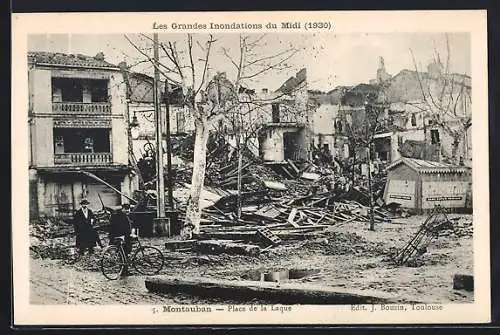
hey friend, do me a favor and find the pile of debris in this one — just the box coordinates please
[438,217,473,238]
[134,132,398,257]
[30,216,74,239]
[29,213,111,263]
[305,231,388,257]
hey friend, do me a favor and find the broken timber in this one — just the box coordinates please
[145,276,415,305]
[197,240,261,256]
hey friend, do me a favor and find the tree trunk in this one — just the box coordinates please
[351,150,356,184]
[183,115,210,239]
[236,146,243,220]
[452,137,460,165]
[367,144,375,231]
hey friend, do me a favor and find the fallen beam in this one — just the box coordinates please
[145,276,409,305]
[197,240,261,256]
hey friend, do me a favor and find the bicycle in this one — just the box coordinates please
[100,235,164,280]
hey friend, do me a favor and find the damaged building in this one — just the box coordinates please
[257,68,314,164]
[318,57,472,167]
[28,51,139,218]
[120,65,190,160]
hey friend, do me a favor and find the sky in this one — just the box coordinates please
[28,32,471,92]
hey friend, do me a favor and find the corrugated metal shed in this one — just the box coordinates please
[386,157,469,174]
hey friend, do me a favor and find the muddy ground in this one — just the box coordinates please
[30,214,473,305]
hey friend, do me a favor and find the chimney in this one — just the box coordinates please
[118,61,128,70]
[94,52,105,61]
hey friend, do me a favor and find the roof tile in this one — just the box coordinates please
[28,51,118,69]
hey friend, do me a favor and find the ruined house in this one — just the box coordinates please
[382,58,472,166]
[257,68,314,164]
[336,83,390,162]
[28,51,139,218]
[309,87,349,160]
[335,57,472,166]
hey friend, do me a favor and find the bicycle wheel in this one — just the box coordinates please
[132,246,164,275]
[100,245,126,280]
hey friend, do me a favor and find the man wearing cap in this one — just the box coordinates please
[108,203,136,276]
[73,199,102,255]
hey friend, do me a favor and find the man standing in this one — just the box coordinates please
[108,203,134,255]
[108,203,135,276]
[73,199,102,255]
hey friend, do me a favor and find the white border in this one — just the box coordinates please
[12,10,490,325]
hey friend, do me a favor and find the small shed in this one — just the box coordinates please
[383,158,471,213]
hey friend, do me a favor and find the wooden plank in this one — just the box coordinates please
[287,208,300,227]
[280,166,295,179]
[286,159,301,175]
[197,240,261,256]
[145,276,411,305]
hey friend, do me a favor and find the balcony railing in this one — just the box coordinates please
[52,102,111,114]
[54,153,113,165]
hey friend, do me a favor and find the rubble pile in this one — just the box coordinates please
[29,214,110,265]
[305,231,388,257]
[438,217,473,238]
[29,216,74,239]
[137,134,399,257]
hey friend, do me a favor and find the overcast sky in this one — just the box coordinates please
[28,32,470,92]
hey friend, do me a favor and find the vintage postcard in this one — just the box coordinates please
[12,10,489,325]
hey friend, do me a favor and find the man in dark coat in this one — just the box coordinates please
[73,199,102,255]
[108,203,135,276]
[108,203,134,255]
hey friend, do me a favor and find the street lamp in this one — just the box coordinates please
[130,111,140,140]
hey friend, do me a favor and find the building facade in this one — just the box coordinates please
[257,68,314,163]
[28,51,138,218]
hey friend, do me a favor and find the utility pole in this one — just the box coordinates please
[153,32,168,235]
[164,79,174,210]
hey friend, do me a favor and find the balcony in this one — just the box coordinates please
[54,153,113,165]
[52,102,111,114]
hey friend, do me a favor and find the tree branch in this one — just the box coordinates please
[188,34,196,89]
[124,34,183,86]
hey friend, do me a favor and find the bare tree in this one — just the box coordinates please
[219,35,302,219]
[409,34,471,164]
[341,92,389,231]
[124,33,300,238]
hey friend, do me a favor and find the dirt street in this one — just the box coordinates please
[30,214,474,305]
[30,258,177,305]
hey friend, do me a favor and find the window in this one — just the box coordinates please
[411,113,417,127]
[53,128,111,153]
[54,136,65,154]
[430,129,440,144]
[323,143,329,151]
[52,78,83,102]
[271,103,280,123]
[52,78,109,103]
[177,110,186,133]
[335,120,343,133]
[90,80,109,102]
